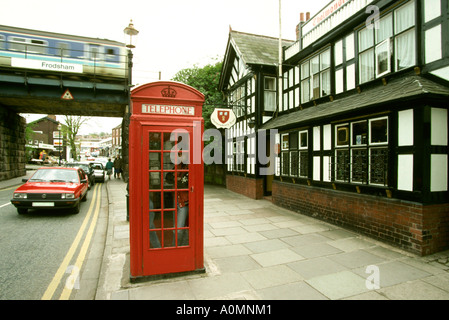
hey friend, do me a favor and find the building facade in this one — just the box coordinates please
[26,115,67,163]
[219,0,449,256]
[219,29,294,199]
[112,123,122,157]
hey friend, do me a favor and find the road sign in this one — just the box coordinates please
[61,89,74,100]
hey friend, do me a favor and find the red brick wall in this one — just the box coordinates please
[226,175,264,200]
[272,181,449,256]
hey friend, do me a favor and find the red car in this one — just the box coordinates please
[11,167,89,215]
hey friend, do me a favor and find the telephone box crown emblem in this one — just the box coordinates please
[161,86,177,98]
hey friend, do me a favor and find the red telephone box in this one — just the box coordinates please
[129,81,205,279]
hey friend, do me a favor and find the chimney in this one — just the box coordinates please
[297,12,309,41]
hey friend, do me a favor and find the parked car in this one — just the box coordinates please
[90,162,105,182]
[95,157,109,168]
[11,167,89,215]
[65,162,95,189]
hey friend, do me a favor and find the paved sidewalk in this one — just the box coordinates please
[96,178,449,300]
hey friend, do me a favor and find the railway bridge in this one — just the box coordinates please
[0,24,132,181]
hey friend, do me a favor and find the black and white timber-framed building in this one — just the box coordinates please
[219,0,449,256]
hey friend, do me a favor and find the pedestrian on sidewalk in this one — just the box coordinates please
[113,156,122,179]
[105,158,114,180]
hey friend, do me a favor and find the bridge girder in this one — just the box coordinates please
[0,72,129,117]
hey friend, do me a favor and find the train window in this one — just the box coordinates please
[85,44,102,60]
[28,39,47,54]
[106,48,115,55]
[0,35,4,49]
[9,37,27,52]
[31,39,45,45]
[91,47,100,59]
[57,42,70,57]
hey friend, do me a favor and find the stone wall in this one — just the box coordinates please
[0,108,26,181]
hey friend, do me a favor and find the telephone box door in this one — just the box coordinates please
[141,125,198,275]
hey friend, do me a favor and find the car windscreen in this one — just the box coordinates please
[29,169,79,183]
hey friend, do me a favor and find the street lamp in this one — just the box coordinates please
[124,19,139,49]
[123,19,139,89]
[123,20,139,184]
[57,123,62,165]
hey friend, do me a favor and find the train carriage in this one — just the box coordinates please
[0,25,128,80]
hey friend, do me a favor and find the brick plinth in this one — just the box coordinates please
[272,181,449,256]
[226,175,264,200]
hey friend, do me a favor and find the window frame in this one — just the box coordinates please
[333,117,389,186]
[264,76,277,112]
[357,0,416,84]
[299,47,331,104]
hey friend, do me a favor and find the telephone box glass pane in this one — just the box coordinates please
[149,192,161,209]
[163,132,175,150]
[163,152,174,170]
[178,152,189,165]
[177,172,189,189]
[176,229,189,247]
[163,172,175,189]
[163,230,175,248]
[150,211,161,229]
[149,132,161,150]
[163,192,175,209]
[149,153,161,169]
[149,230,162,249]
[149,172,161,189]
[176,132,190,152]
[163,211,175,228]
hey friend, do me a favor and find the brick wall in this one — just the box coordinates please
[226,175,264,200]
[272,180,449,256]
[0,109,26,181]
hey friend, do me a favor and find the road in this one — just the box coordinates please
[0,181,108,300]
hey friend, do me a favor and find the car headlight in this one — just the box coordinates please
[61,193,75,199]
[13,193,27,199]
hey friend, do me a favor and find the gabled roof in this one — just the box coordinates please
[230,30,294,66]
[219,30,294,91]
[27,115,59,126]
[261,73,449,130]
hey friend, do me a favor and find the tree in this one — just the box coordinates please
[171,60,223,130]
[62,115,89,160]
[172,60,226,184]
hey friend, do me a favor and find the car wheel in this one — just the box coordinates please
[82,191,87,202]
[72,201,80,214]
[17,208,27,215]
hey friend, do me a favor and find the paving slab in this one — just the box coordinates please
[305,270,370,300]
[96,181,449,301]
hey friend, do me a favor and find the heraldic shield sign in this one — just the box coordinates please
[211,108,236,129]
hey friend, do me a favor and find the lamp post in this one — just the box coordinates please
[57,123,62,165]
[124,20,139,87]
[123,20,139,186]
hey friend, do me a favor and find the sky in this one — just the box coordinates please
[2,0,329,134]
